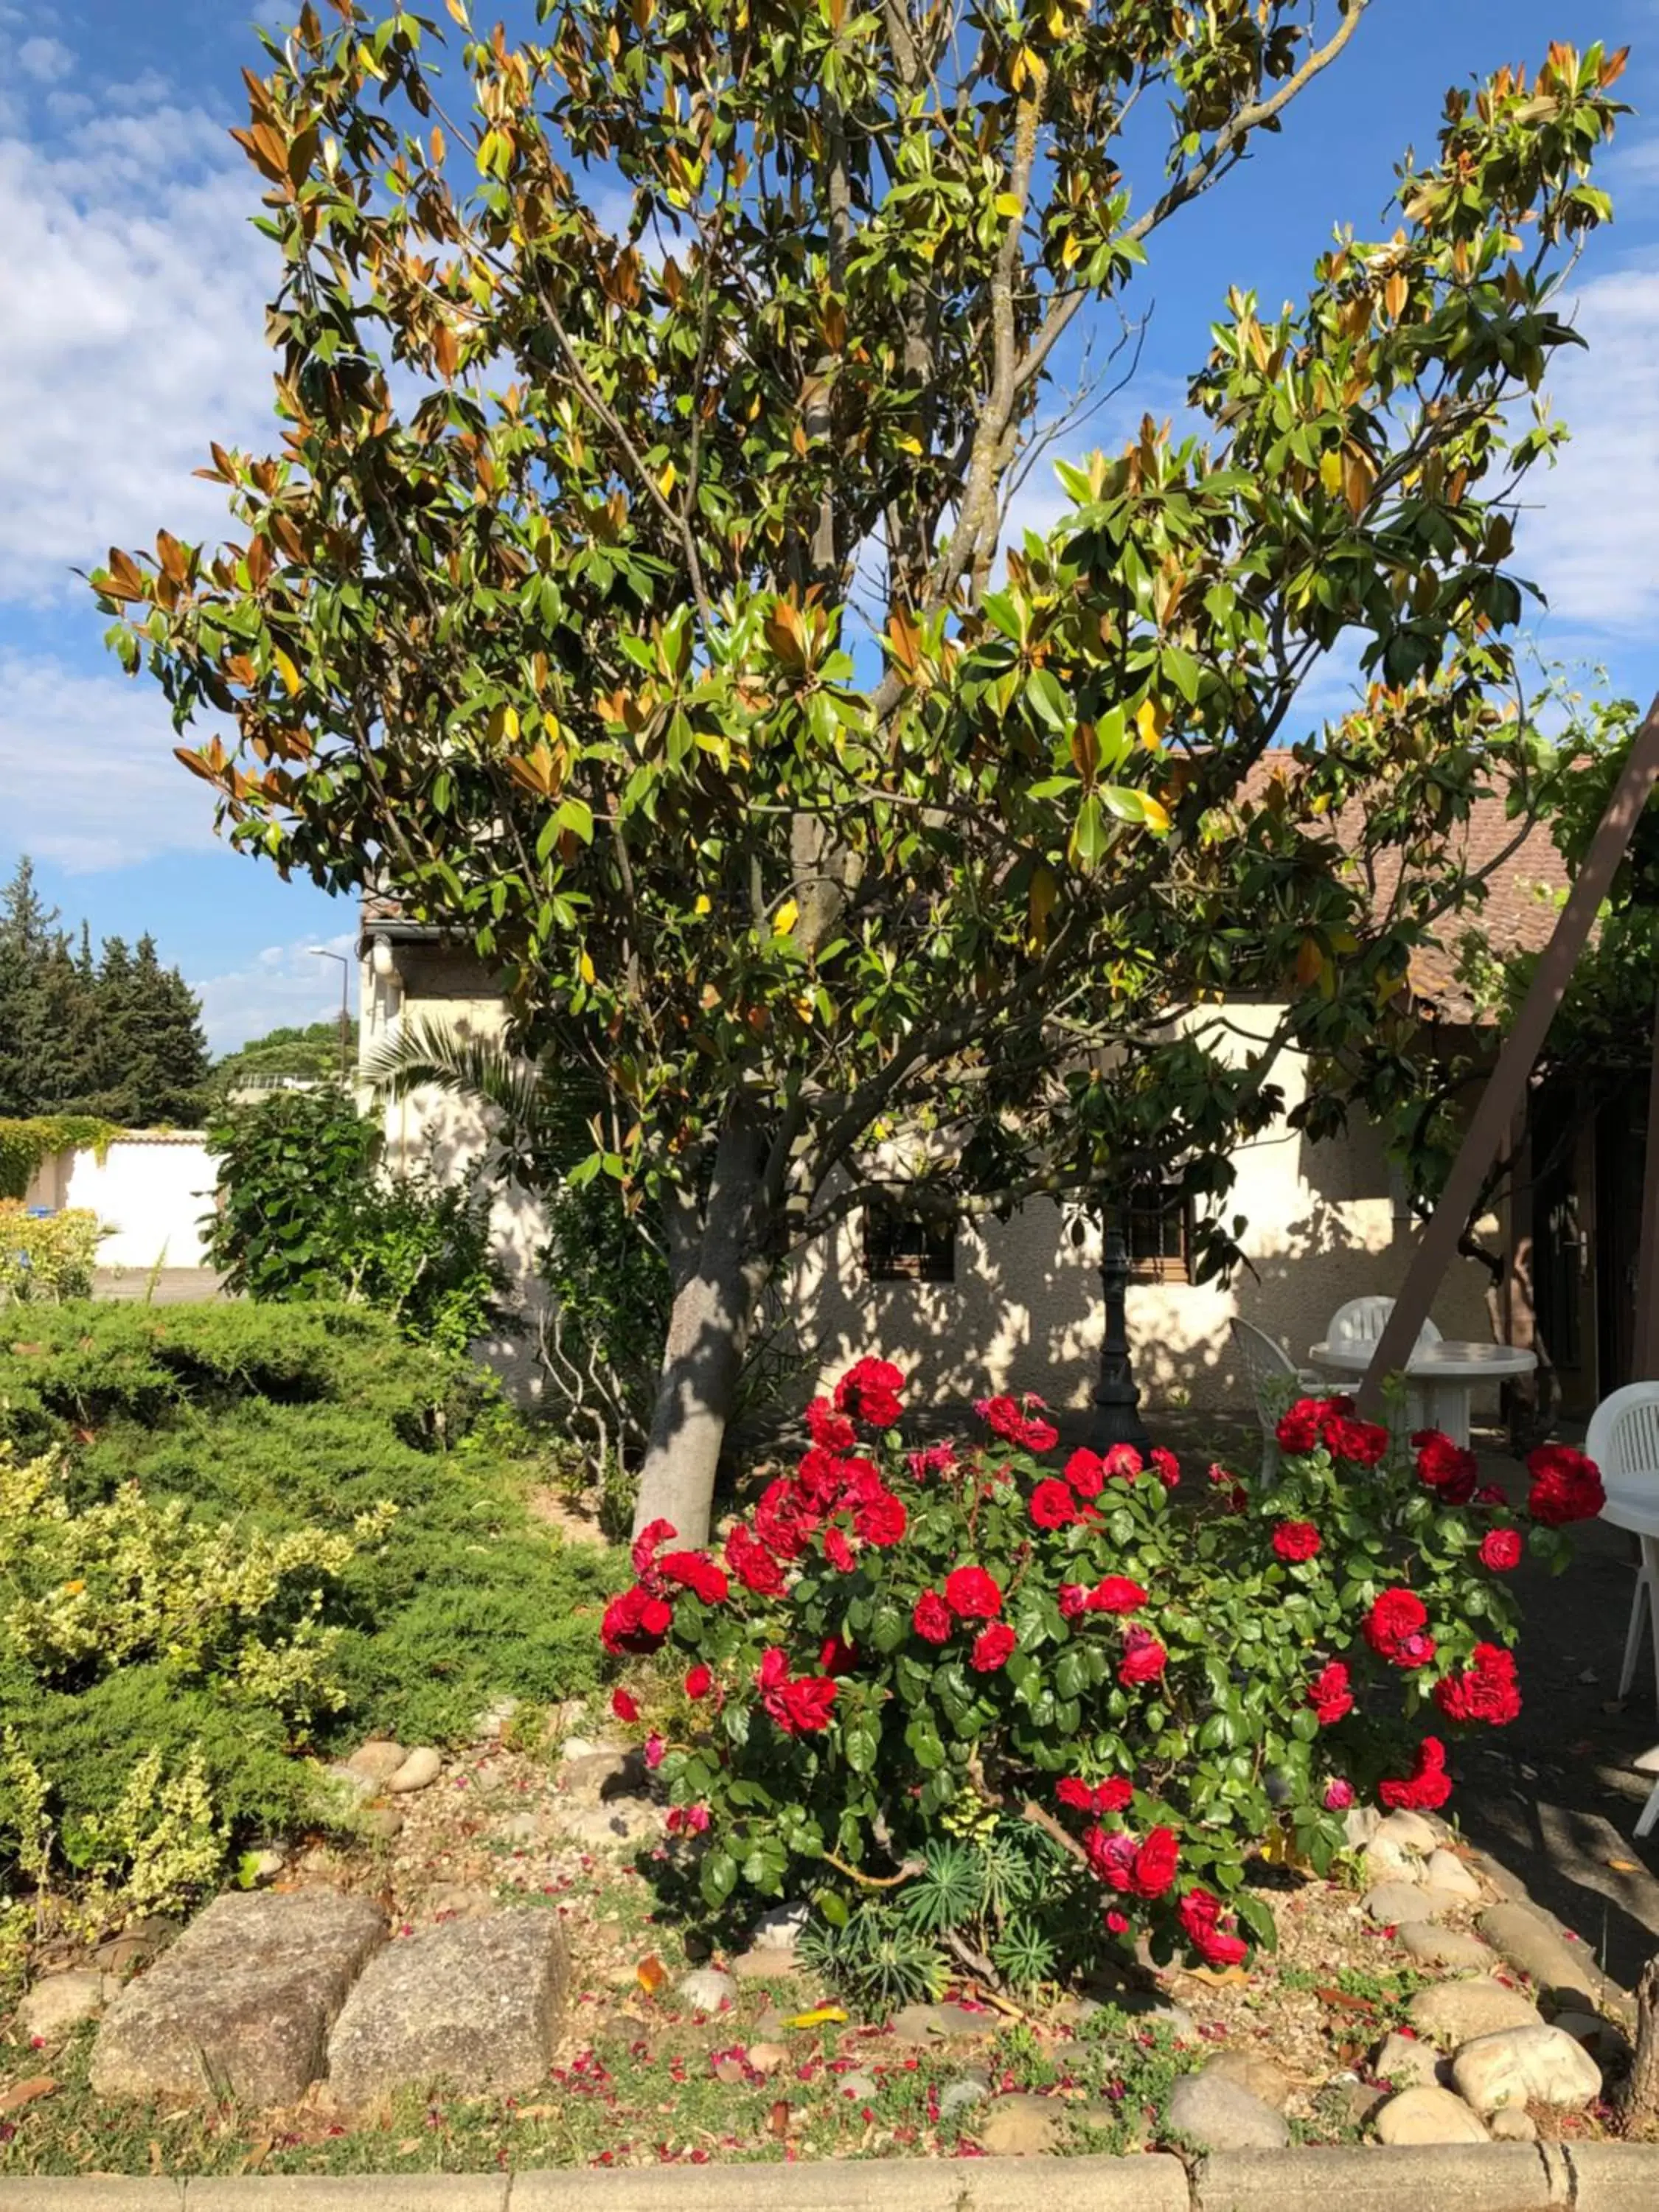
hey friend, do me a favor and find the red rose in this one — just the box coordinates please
[908,1441,956,1478]
[912,1589,953,1644]
[974,1394,1026,1442]
[1275,1399,1324,1453]
[1479,1528,1523,1572]
[1020,1407,1060,1453]
[804,1395,858,1453]
[1101,1444,1144,1479]
[1325,1415,1389,1469]
[1118,1627,1166,1686]
[1308,1660,1353,1725]
[630,1517,678,1579]
[834,1357,905,1429]
[854,1488,908,1547]
[1089,1576,1147,1614]
[754,1476,813,1562]
[1433,1642,1520,1727]
[1065,1448,1106,1498]
[1150,1447,1180,1489]
[657,1550,730,1604]
[1085,1826,1136,1890]
[824,1526,856,1573]
[1179,1887,1249,1969]
[818,1635,858,1677]
[1473,1483,1507,1507]
[684,1664,713,1700]
[1130,1825,1180,1899]
[1207,1461,1249,1513]
[1030,1478,1078,1531]
[601,1584,673,1656]
[1273,1520,1322,1563]
[1379,1735,1451,1812]
[611,1687,640,1723]
[1413,1430,1479,1506]
[1059,1776,1133,1815]
[971,1623,1018,1672]
[757,1646,789,1691]
[1364,1587,1436,1669]
[1105,1909,1130,1935]
[1526,1444,1605,1527]
[945,1565,1003,1619]
[1058,1583,1091,1619]
[774,1675,838,1733]
[726,1524,787,1597]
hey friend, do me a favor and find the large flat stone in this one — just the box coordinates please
[90,1890,385,2106]
[325,1908,567,2107]
[1405,1976,1543,2048]
[1478,1900,1606,2014]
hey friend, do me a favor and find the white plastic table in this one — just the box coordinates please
[1599,1480,1659,1840]
[1306,1339,1537,1449]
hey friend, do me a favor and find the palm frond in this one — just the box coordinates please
[361,1015,602,1172]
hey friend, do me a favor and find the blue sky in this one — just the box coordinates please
[2,1,1657,1050]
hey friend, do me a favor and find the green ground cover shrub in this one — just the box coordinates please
[0,1302,621,1919]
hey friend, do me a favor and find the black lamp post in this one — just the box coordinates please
[1090,1194,1151,1454]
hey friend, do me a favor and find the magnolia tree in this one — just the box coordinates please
[601,1364,1601,1982]
[96,1,1624,1539]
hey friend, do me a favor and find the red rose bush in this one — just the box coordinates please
[602,1365,1595,1981]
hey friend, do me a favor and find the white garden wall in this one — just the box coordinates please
[40,1135,217,1270]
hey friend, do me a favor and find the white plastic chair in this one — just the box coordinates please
[1586,1385,1659,1837]
[1231,1318,1321,1486]
[1328,1295,1444,1349]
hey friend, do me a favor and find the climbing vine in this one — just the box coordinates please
[0,1117,122,1202]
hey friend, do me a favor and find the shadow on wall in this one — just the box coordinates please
[790,1127,1501,1416]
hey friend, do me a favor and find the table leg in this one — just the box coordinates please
[1420,1382,1471,1449]
[1646,1537,1659,1728]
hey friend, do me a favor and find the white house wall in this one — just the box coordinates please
[790,1000,1500,1413]
[369,962,1502,1417]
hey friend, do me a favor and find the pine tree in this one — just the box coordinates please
[0,858,61,1115]
[128,934,210,1124]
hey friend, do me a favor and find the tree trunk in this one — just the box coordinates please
[1617,1953,1659,2132]
[630,1105,769,1547]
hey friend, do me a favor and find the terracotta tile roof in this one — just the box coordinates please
[1231,750,1568,1020]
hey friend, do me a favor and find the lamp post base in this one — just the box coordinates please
[1091,1211,1152,1456]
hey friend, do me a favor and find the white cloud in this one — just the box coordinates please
[191,931,357,1056]
[0,648,227,870]
[18,35,72,83]
[0,51,274,603]
[1517,260,1659,635]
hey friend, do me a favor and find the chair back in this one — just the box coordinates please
[1587,1383,1659,1484]
[1230,1318,1301,1440]
[1328,1295,1443,1350]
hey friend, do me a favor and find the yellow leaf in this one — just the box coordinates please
[636,1953,668,1996]
[578,951,595,985]
[658,459,678,498]
[1140,793,1171,835]
[273,648,302,698]
[1060,232,1081,269]
[694,894,712,916]
[1319,450,1344,498]
[994,192,1023,220]
[785,2005,847,2029]
[444,0,470,20]
[1185,1965,1251,1991]
[1607,1857,1641,1873]
[61,1579,85,1596]
[1135,698,1166,750]
[773,898,799,936]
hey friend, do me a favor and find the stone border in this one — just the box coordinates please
[6,2145,1659,2211]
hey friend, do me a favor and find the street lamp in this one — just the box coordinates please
[306,948,351,1084]
[1089,1187,1152,1455]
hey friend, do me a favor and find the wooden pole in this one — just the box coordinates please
[1358,696,1659,1419]
[1634,980,1659,1382]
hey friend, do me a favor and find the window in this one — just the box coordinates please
[863,1203,956,1284]
[1117,1185,1192,1284]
